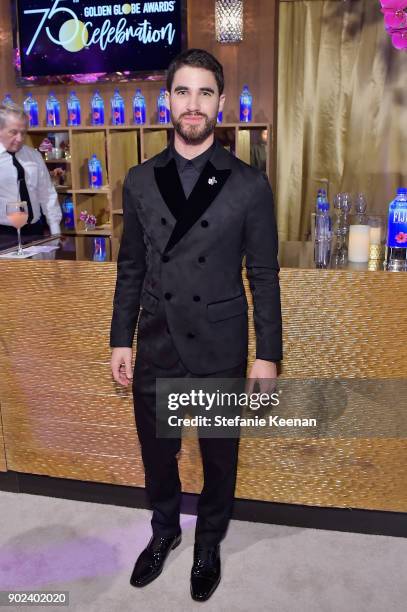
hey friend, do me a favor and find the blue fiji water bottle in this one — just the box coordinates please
[91,91,105,125]
[133,88,146,124]
[67,91,81,126]
[23,93,39,127]
[111,88,125,125]
[93,237,107,262]
[88,154,103,189]
[61,196,75,230]
[157,88,170,124]
[217,110,223,123]
[240,85,252,122]
[385,188,407,271]
[46,92,61,127]
[314,191,332,268]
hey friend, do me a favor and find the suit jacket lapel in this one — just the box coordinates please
[165,160,231,253]
[154,158,186,221]
[153,141,232,254]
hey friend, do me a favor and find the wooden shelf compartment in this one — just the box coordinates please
[107,129,139,213]
[74,235,112,262]
[141,128,170,162]
[70,130,108,190]
[75,192,111,234]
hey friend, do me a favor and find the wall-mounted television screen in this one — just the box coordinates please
[12,0,187,85]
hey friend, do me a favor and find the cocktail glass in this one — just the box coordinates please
[6,202,28,256]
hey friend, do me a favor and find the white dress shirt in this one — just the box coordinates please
[0,143,62,234]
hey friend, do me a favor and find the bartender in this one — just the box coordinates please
[0,102,62,237]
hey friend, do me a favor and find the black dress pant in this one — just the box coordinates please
[133,353,247,547]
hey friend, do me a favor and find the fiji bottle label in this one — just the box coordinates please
[93,110,104,124]
[387,207,407,248]
[62,202,74,229]
[240,105,252,122]
[134,109,145,123]
[29,112,39,127]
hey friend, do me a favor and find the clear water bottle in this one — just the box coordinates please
[61,196,75,230]
[2,93,13,104]
[314,191,332,269]
[240,85,252,122]
[46,92,61,127]
[23,93,39,127]
[111,88,125,125]
[88,154,103,189]
[91,91,105,125]
[217,110,223,123]
[385,188,407,271]
[133,88,146,124]
[157,88,170,124]
[67,91,81,126]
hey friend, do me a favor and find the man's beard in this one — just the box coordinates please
[171,111,217,145]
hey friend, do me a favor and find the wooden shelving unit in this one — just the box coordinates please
[26,123,273,257]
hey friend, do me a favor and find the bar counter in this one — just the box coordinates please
[0,236,406,516]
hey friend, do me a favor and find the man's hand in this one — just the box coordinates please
[111,347,133,386]
[246,359,277,395]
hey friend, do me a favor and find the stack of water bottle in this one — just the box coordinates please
[5,89,173,127]
[4,84,255,127]
[312,187,407,271]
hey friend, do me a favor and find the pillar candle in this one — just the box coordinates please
[348,225,370,263]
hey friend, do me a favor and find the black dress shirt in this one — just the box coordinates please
[171,141,216,199]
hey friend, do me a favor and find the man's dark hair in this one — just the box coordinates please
[166,48,224,95]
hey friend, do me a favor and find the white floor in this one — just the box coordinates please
[0,491,406,612]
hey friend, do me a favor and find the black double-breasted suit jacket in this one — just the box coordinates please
[110,139,282,375]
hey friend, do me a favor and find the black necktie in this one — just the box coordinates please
[181,160,199,199]
[8,152,34,224]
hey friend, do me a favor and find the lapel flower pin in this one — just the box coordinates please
[208,176,218,186]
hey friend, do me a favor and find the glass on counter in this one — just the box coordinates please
[6,201,28,257]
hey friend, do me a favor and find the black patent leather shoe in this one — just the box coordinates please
[130,533,182,587]
[190,544,221,601]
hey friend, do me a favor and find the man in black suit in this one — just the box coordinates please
[110,48,282,601]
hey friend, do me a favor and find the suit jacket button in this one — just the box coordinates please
[187,332,195,339]
[201,220,209,228]
[198,256,206,264]
[164,292,172,300]
[161,217,167,225]
[193,295,201,302]
[162,255,170,263]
